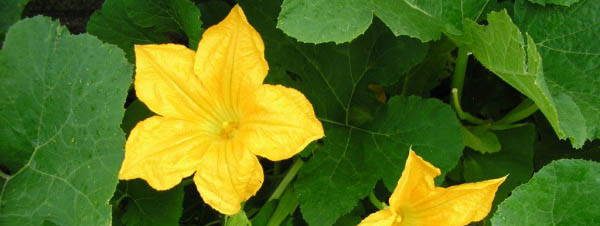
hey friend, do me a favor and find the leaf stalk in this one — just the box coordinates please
[268,158,304,201]
[452,88,487,124]
[494,99,538,125]
[451,47,469,99]
[368,192,387,210]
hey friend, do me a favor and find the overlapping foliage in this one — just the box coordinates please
[0,0,598,225]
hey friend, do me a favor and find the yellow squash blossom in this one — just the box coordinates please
[359,150,506,226]
[118,5,324,215]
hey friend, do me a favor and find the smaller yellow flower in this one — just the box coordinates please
[118,5,324,215]
[359,150,506,226]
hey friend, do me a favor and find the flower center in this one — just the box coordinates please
[219,121,239,139]
[394,214,402,223]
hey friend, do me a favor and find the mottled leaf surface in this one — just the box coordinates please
[514,0,600,147]
[0,16,131,225]
[491,159,600,225]
[277,0,489,43]
[87,0,202,60]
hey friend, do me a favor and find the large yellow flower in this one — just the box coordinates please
[118,5,324,215]
[359,150,506,226]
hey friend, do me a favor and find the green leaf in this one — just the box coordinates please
[277,0,489,43]
[0,0,29,41]
[463,124,535,204]
[332,205,365,226]
[528,0,580,7]
[87,0,202,60]
[491,159,600,225]
[463,10,589,148]
[225,211,251,226]
[240,1,464,225]
[113,180,184,226]
[400,38,456,97]
[250,200,277,226]
[462,125,502,153]
[514,0,600,147]
[0,16,132,225]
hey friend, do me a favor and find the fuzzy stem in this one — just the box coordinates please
[451,47,469,99]
[452,89,487,124]
[368,192,386,210]
[495,99,538,125]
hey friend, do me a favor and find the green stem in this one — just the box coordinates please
[222,215,229,225]
[449,47,487,125]
[495,99,538,125]
[266,188,299,226]
[0,170,10,180]
[490,122,529,131]
[268,158,304,201]
[451,47,469,99]
[452,88,487,124]
[368,192,386,210]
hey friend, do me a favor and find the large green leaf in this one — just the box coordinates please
[0,16,131,225]
[112,180,184,226]
[277,0,489,43]
[463,124,535,204]
[87,0,202,60]
[514,0,600,147]
[463,10,590,148]
[491,159,600,225]
[240,1,464,225]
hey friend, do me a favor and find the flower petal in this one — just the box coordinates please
[135,44,215,121]
[389,150,441,209]
[119,116,211,190]
[240,85,324,161]
[193,141,263,215]
[402,177,506,225]
[358,209,397,226]
[193,5,268,109]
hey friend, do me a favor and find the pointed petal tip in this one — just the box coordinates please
[226,4,250,25]
[408,148,417,157]
[490,175,509,187]
[193,2,267,88]
[406,148,441,176]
